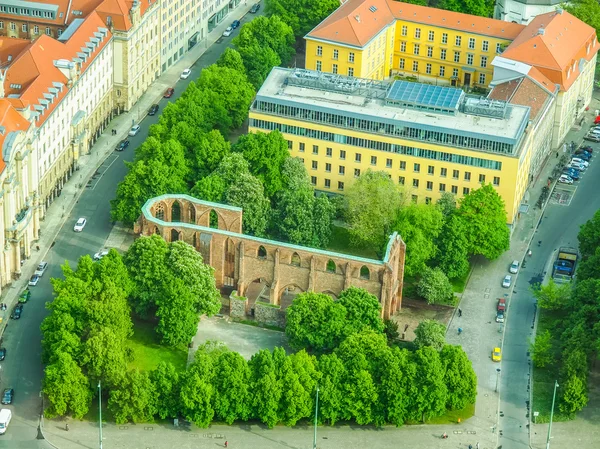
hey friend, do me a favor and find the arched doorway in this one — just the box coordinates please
[246,278,271,315]
[210,209,219,228]
[279,283,305,310]
[171,201,182,222]
[188,204,196,224]
[170,228,180,242]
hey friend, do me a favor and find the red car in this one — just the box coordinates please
[164,87,174,98]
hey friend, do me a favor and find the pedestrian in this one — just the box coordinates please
[556,152,559,158]
[476,442,480,449]
[458,327,463,335]
[224,441,228,448]
[458,308,462,317]
[468,445,472,449]
[66,423,69,431]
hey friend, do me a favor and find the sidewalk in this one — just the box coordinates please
[445,96,600,449]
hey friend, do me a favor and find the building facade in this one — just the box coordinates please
[250,68,535,225]
[494,0,561,25]
[305,0,524,88]
[0,0,103,40]
[160,0,203,73]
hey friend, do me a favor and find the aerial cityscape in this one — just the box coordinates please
[0,0,598,448]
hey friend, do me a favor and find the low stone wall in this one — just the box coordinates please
[229,291,247,319]
[255,301,285,328]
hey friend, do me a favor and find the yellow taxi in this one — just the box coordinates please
[492,347,502,362]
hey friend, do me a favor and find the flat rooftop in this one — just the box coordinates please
[254,68,531,152]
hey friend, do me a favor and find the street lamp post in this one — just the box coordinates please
[98,381,103,449]
[313,386,319,449]
[546,380,559,449]
[495,368,501,393]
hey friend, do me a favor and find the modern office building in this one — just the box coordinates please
[250,67,535,225]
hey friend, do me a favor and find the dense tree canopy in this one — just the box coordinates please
[265,0,340,35]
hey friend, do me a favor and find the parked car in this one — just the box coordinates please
[18,289,31,303]
[1,389,13,405]
[180,68,192,79]
[567,162,586,171]
[496,310,505,323]
[222,26,233,37]
[492,347,502,362]
[231,20,241,29]
[74,217,87,232]
[250,3,260,13]
[563,169,580,180]
[35,261,48,277]
[28,274,40,286]
[571,157,589,167]
[0,348,6,361]
[115,139,129,151]
[584,133,600,142]
[148,104,159,116]
[581,145,594,153]
[164,87,175,98]
[509,260,519,274]
[497,297,506,312]
[93,249,110,261]
[558,174,574,184]
[128,125,141,136]
[11,304,23,320]
[574,151,591,161]
[502,274,512,288]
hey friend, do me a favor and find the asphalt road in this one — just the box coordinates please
[0,18,250,447]
[498,143,600,449]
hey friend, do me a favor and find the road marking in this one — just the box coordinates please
[90,155,121,191]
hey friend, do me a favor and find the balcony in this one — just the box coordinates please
[7,205,33,241]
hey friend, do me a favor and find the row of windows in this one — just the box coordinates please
[251,118,504,171]
[398,59,486,83]
[315,60,355,77]
[252,101,514,155]
[399,26,502,53]
[316,45,355,63]
[399,43,488,67]
[0,5,54,18]
[0,21,54,34]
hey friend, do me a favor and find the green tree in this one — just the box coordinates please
[212,351,252,424]
[440,345,477,410]
[380,347,415,426]
[578,208,600,259]
[249,349,283,427]
[436,191,457,217]
[457,183,510,259]
[383,319,400,344]
[43,351,92,419]
[150,362,181,419]
[235,44,281,88]
[81,326,128,387]
[225,172,271,236]
[265,0,340,36]
[108,369,158,424]
[316,353,347,424]
[435,213,470,280]
[312,194,335,247]
[216,47,246,74]
[155,279,203,347]
[414,319,446,351]
[187,130,231,181]
[417,267,454,305]
[190,173,227,202]
[279,352,313,425]
[531,279,571,311]
[437,0,494,18]
[195,65,255,129]
[409,346,448,422]
[575,246,600,280]
[559,375,588,416]
[530,329,554,368]
[337,287,385,337]
[346,170,405,250]
[285,292,346,352]
[233,130,289,198]
[233,15,295,65]
[393,204,444,276]
[560,348,588,381]
[179,353,216,428]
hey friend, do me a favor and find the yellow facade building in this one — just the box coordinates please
[305,0,524,88]
[249,68,534,225]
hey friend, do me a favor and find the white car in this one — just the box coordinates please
[568,162,586,171]
[222,27,233,37]
[509,260,519,274]
[29,274,40,286]
[93,249,110,261]
[180,69,192,79]
[502,275,512,288]
[570,157,589,167]
[73,217,87,232]
[128,125,141,136]
[35,262,49,277]
[558,174,574,184]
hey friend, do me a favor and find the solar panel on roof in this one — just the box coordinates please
[386,81,463,110]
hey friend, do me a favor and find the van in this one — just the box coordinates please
[0,408,12,434]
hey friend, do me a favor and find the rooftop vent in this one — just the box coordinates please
[369,5,377,12]
[538,28,545,36]
[556,8,563,14]
[354,15,360,23]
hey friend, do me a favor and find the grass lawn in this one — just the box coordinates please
[531,309,571,423]
[328,225,379,259]
[425,402,475,424]
[126,319,188,373]
[450,268,471,293]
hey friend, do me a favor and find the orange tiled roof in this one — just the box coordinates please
[96,0,157,32]
[0,0,103,27]
[0,98,31,174]
[2,11,111,126]
[306,0,525,47]
[0,37,32,65]
[501,9,598,91]
[489,76,554,122]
